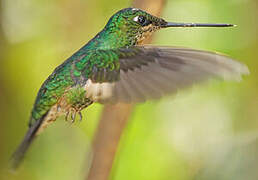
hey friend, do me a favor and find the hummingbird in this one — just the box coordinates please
[10,7,249,169]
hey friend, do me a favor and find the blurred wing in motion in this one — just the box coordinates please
[84,46,249,103]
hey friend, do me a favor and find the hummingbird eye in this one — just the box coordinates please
[133,15,150,26]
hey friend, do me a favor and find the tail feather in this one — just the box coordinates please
[10,112,48,170]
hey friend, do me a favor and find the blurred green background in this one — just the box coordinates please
[0,0,258,179]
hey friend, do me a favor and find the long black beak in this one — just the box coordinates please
[162,22,235,28]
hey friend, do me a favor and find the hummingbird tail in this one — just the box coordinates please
[10,112,48,170]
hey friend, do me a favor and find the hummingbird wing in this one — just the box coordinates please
[85,46,249,103]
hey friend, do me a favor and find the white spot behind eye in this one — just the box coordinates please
[132,8,139,11]
[133,16,139,22]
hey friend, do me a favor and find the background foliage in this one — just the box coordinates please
[0,0,258,179]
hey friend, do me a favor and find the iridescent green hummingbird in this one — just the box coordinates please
[11,8,249,169]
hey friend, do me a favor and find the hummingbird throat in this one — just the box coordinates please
[136,24,160,44]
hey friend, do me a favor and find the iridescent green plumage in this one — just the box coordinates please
[29,8,154,124]
[11,8,249,169]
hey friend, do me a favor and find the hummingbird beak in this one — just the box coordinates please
[161,22,235,28]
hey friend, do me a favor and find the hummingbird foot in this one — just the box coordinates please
[65,108,83,123]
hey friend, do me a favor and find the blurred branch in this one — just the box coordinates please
[86,1,166,180]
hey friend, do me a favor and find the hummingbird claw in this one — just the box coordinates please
[71,112,76,123]
[65,111,70,121]
[78,112,83,122]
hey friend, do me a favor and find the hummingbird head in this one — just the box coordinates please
[98,8,234,48]
[104,8,167,46]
